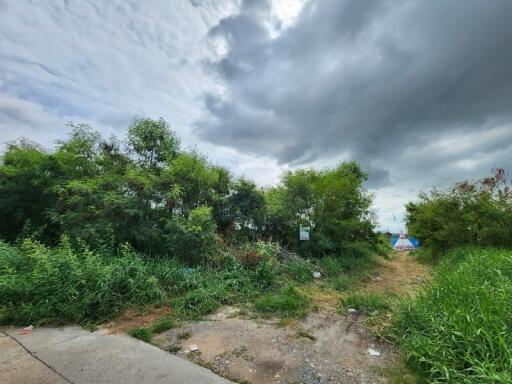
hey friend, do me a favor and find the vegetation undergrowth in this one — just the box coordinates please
[392,247,512,383]
[127,315,176,343]
[0,117,390,326]
[0,239,163,325]
[150,316,175,333]
[128,327,153,343]
[254,284,311,318]
[341,293,392,315]
[0,236,387,325]
[406,167,512,260]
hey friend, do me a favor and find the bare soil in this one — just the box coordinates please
[149,252,429,384]
[154,309,393,384]
[101,306,171,334]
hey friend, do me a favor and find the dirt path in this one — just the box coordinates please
[362,251,430,296]
[147,252,430,384]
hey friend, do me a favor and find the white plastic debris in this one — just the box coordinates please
[189,344,199,352]
[312,271,321,278]
[347,308,357,314]
[367,348,381,356]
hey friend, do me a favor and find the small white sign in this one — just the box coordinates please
[299,227,310,241]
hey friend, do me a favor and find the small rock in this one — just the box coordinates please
[189,345,199,352]
[367,348,381,356]
[312,271,321,278]
[347,308,357,314]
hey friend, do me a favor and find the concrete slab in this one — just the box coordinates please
[4,327,232,384]
[0,333,67,384]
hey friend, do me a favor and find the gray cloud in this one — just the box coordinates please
[197,0,512,194]
[2,0,512,232]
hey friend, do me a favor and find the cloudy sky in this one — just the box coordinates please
[1,0,512,232]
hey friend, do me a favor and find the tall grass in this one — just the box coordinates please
[0,238,281,324]
[0,236,384,325]
[0,239,163,324]
[393,247,512,383]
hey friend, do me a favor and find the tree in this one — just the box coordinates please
[264,161,375,257]
[406,168,512,256]
[127,118,179,169]
[0,140,55,241]
[228,179,265,239]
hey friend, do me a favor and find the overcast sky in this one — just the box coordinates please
[1,0,512,232]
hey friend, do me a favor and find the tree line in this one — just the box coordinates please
[406,167,512,257]
[0,118,378,264]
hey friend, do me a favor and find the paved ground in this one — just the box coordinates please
[1,326,232,384]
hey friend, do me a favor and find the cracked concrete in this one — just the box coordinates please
[1,326,232,384]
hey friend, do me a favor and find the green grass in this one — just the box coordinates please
[280,258,313,284]
[128,315,176,343]
[0,236,383,326]
[128,327,152,343]
[341,293,391,315]
[150,316,175,333]
[254,285,310,318]
[331,275,357,291]
[392,247,512,383]
[0,239,163,325]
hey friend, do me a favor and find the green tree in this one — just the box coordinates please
[406,168,512,256]
[264,161,375,257]
[228,179,265,239]
[0,140,55,241]
[127,118,179,169]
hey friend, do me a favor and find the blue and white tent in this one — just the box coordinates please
[391,233,416,251]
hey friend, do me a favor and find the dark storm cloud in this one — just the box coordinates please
[197,0,512,188]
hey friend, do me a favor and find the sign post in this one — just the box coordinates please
[299,226,310,241]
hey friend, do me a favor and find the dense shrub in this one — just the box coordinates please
[171,250,280,319]
[164,206,220,264]
[0,118,387,327]
[406,168,512,257]
[236,241,279,268]
[263,162,377,258]
[0,239,163,324]
[393,247,512,383]
[0,119,379,266]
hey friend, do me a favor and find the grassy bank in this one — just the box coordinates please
[392,247,512,383]
[0,237,386,326]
